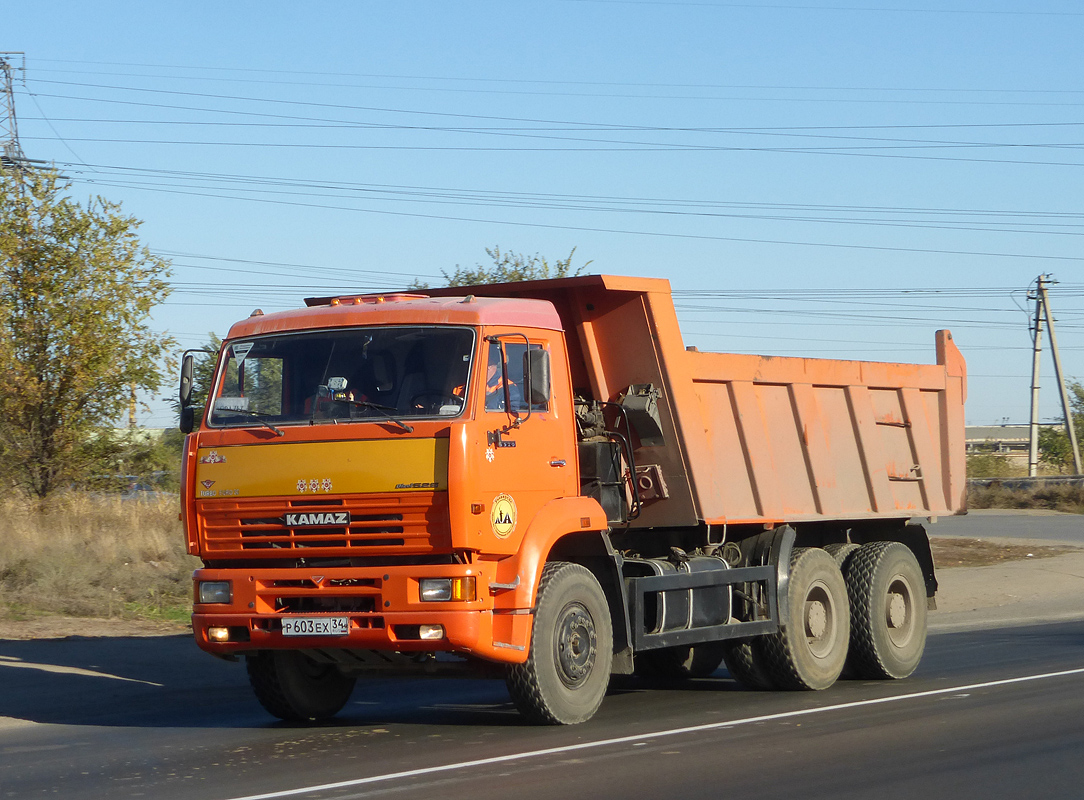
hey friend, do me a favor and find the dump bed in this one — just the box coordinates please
[425,275,967,528]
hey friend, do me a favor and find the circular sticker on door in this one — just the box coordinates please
[490,494,518,538]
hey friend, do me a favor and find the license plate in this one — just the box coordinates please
[281,616,349,636]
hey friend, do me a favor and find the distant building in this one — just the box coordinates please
[965,423,1063,468]
[110,428,167,443]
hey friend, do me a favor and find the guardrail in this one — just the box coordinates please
[969,476,1084,489]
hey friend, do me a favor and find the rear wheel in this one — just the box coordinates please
[824,543,862,680]
[824,542,860,568]
[636,642,727,682]
[246,650,356,722]
[844,541,927,679]
[721,640,775,690]
[506,562,613,725]
[722,571,776,690]
[755,547,850,690]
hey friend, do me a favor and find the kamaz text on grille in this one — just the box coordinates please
[284,511,351,527]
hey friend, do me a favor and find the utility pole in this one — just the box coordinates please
[1039,277,1082,474]
[1027,275,1082,476]
[1028,282,1044,476]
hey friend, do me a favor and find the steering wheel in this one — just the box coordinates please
[409,392,463,414]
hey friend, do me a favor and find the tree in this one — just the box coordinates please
[0,168,175,499]
[76,427,184,493]
[1037,381,1084,474]
[412,246,591,289]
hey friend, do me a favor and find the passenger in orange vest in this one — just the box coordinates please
[485,344,523,411]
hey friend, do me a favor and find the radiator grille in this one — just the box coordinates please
[198,492,450,557]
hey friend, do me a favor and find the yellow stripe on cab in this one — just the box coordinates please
[194,439,448,498]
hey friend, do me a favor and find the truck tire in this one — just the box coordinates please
[636,642,727,682]
[844,541,927,680]
[755,547,850,690]
[246,651,357,722]
[824,542,860,568]
[823,543,861,680]
[506,562,613,725]
[721,640,776,690]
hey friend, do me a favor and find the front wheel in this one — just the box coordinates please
[506,562,613,725]
[755,547,850,690]
[246,651,357,722]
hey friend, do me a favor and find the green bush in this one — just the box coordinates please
[966,453,1025,479]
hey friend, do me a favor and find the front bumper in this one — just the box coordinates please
[191,563,532,664]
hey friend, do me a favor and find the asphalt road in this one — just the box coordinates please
[2,511,1083,800]
[928,508,1084,544]
[3,624,1083,800]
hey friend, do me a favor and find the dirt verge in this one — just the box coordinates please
[1,538,1079,641]
[929,537,1078,567]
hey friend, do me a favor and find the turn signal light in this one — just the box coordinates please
[419,576,477,602]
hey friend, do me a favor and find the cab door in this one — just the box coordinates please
[466,330,577,555]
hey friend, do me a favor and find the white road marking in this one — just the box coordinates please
[0,655,163,686]
[222,666,1084,800]
[0,716,39,730]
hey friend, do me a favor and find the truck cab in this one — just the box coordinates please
[183,293,602,674]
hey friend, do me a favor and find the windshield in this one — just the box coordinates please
[208,326,475,428]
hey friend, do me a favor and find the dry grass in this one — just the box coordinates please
[2,488,1079,625]
[0,493,200,622]
[968,483,1084,514]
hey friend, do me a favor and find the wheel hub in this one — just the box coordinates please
[805,599,828,640]
[555,603,596,687]
[887,592,908,629]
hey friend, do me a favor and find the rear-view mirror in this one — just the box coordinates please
[179,353,194,408]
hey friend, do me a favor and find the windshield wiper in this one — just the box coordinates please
[217,409,286,437]
[332,395,414,433]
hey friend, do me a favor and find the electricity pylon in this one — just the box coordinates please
[1,52,45,175]
[1,52,29,172]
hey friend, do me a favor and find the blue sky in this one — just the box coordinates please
[6,1,1084,428]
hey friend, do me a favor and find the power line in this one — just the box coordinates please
[27,78,1084,134]
[30,58,1084,92]
[60,163,1084,225]
[22,98,1084,135]
[555,1,1084,17]
[82,178,1084,238]
[55,174,1084,264]
[25,64,1084,106]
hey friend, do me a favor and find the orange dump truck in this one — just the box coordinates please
[178,274,966,724]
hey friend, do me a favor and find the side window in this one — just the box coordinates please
[484,342,510,412]
[484,341,549,413]
[218,355,284,416]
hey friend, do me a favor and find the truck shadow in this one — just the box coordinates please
[13,626,1075,731]
[0,634,769,731]
[0,634,523,729]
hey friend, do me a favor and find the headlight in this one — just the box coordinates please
[419,576,476,602]
[198,581,232,604]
